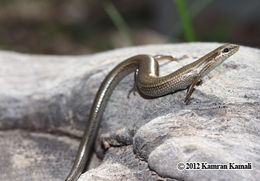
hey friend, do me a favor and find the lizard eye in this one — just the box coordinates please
[222,48,229,53]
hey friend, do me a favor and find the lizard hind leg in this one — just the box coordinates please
[127,83,138,98]
[153,55,188,62]
[127,69,139,98]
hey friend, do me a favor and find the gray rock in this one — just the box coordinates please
[0,130,76,181]
[78,146,174,181]
[0,43,259,181]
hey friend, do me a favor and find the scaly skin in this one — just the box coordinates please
[65,44,239,181]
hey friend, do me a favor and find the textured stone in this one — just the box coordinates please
[78,146,173,181]
[0,43,259,181]
[0,130,76,181]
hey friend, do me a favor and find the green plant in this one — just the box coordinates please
[174,0,196,42]
[103,1,134,45]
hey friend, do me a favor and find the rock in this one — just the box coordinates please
[78,146,173,181]
[0,130,76,181]
[0,43,259,181]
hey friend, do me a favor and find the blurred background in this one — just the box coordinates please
[0,0,259,55]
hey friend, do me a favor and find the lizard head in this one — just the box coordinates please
[214,44,240,63]
[199,44,239,77]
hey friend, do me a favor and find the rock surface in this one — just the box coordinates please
[0,43,259,181]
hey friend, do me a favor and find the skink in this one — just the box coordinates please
[65,44,239,181]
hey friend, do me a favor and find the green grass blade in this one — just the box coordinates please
[174,0,196,41]
[103,1,134,45]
